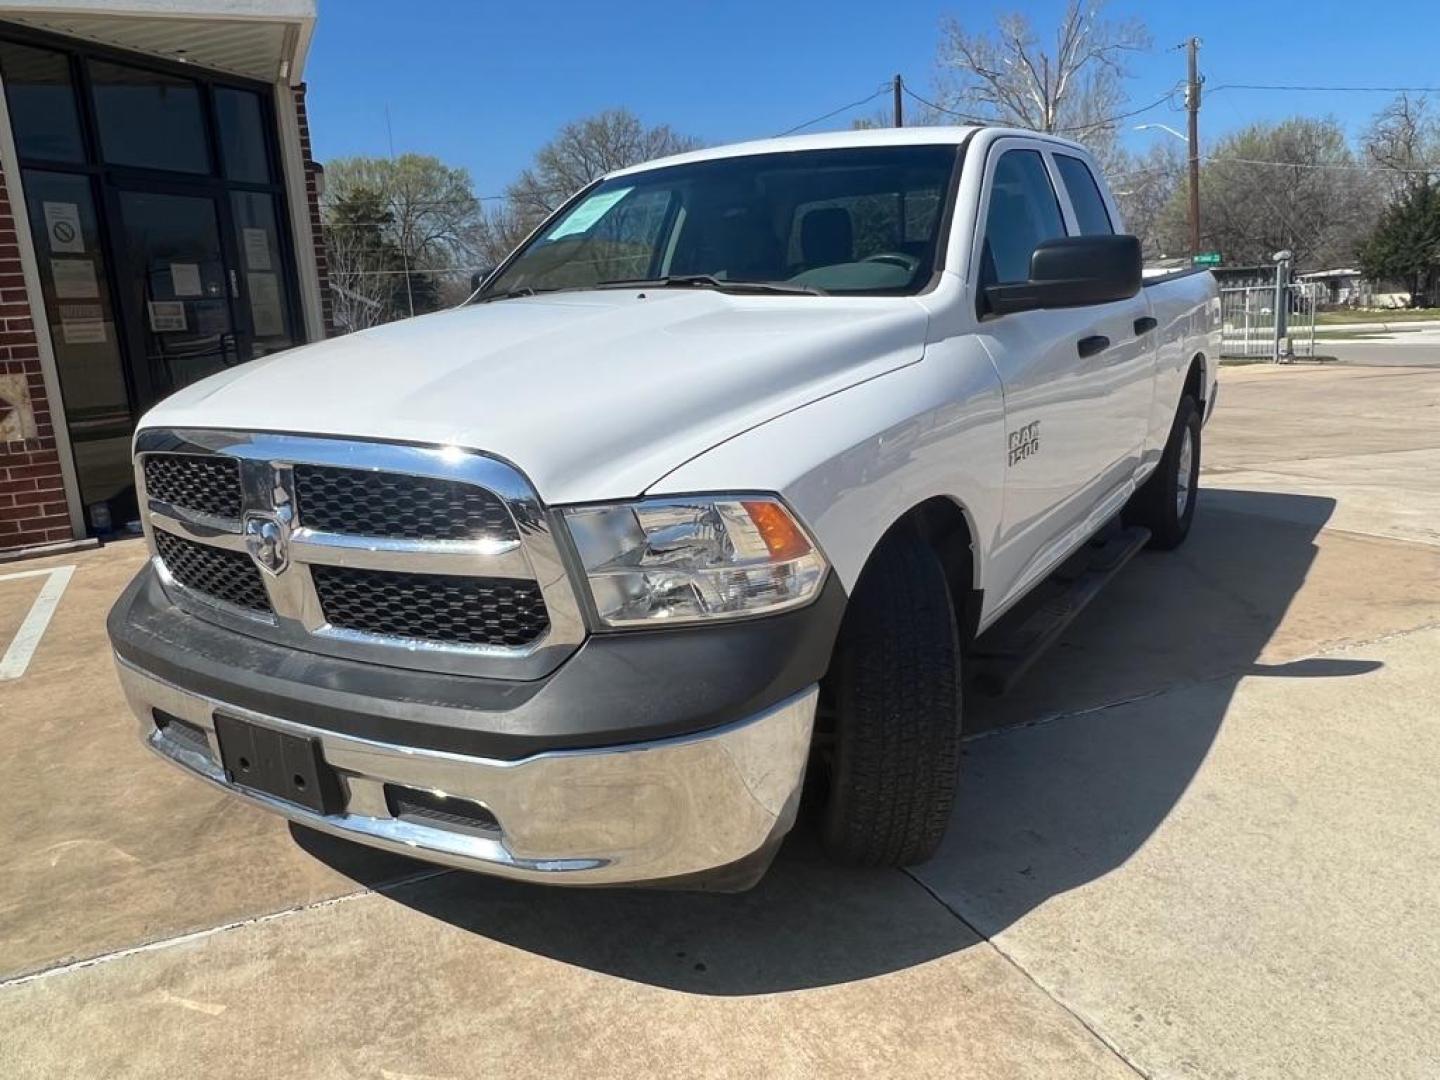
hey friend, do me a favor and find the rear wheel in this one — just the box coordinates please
[1124,394,1201,550]
[815,533,963,866]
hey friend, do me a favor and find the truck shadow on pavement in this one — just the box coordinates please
[298,488,1383,995]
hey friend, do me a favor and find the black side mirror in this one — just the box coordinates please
[985,235,1142,316]
[470,267,495,293]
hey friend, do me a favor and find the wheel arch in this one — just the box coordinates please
[1184,351,1207,414]
[859,495,984,648]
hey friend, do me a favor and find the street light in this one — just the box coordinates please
[1136,123,1200,259]
[1134,122,1186,143]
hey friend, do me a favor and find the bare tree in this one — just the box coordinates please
[472,108,700,266]
[1362,94,1440,200]
[935,1,1151,169]
[1156,117,1378,270]
[508,109,700,218]
[1108,141,1185,258]
[325,154,482,274]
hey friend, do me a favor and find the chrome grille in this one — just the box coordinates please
[135,431,586,680]
[154,530,271,613]
[293,464,516,541]
[143,454,242,520]
[312,566,548,646]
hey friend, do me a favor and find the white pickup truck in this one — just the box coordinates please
[108,126,1219,890]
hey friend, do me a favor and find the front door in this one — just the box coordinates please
[110,187,239,408]
[973,141,1151,610]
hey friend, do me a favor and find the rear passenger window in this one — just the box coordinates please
[1054,154,1113,236]
[980,149,1066,285]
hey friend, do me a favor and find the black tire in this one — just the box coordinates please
[817,533,963,866]
[1124,394,1201,551]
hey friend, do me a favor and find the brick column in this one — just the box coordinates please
[0,162,73,552]
[293,82,337,338]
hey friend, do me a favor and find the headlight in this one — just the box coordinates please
[562,496,828,627]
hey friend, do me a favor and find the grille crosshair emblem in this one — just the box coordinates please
[243,513,289,576]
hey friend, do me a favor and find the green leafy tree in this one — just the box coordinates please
[1358,180,1440,306]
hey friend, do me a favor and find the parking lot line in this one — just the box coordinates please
[0,565,74,681]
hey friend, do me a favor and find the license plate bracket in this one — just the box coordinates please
[213,714,344,816]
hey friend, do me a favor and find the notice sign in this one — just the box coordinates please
[147,300,187,333]
[242,227,272,271]
[59,302,105,345]
[170,262,203,297]
[42,202,84,254]
[51,258,98,299]
[247,272,284,337]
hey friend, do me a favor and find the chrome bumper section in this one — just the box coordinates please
[116,655,816,886]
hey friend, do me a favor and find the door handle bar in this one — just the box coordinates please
[1077,335,1110,359]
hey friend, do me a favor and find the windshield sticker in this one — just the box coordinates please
[547,187,633,240]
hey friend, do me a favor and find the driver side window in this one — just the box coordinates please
[980,149,1066,286]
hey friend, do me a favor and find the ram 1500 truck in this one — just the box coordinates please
[108,127,1219,889]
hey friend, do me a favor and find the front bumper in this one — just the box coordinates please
[117,655,817,887]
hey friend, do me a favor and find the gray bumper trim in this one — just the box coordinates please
[116,655,816,886]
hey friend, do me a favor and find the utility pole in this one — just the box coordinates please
[894,74,903,128]
[1185,38,1202,258]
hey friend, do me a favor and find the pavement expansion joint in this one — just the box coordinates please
[0,867,453,992]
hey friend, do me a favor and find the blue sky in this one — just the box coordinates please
[306,0,1440,194]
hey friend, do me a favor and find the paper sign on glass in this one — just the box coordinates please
[170,262,203,297]
[547,187,633,240]
[59,302,105,345]
[51,258,99,299]
[147,300,187,332]
[243,227,272,271]
[247,272,284,337]
[43,202,84,254]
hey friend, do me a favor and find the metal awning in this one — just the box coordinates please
[0,1,316,85]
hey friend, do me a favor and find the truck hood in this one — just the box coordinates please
[141,289,929,504]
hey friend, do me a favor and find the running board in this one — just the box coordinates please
[968,522,1151,696]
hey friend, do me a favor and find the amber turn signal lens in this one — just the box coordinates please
[741,499,813,561]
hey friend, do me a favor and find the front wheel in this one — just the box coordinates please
[1124,394,1201,550]
[815,533,963,866]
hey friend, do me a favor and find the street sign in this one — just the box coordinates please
[1193,252,1222,267]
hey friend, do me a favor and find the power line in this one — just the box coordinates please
[777,85,891,137]
[901,83,1176,133]
[1055,89,1180,133]
[1211,155,1440,174]
[900,85,985,123]
[1210,82,1440,94]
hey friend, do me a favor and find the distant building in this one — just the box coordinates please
[1297,268,1411,310]
[0,0,331,556]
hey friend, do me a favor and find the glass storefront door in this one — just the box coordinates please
[112,188,239,401]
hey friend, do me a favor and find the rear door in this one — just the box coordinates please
[973,139,1153,610]
[1049,151,1154,486]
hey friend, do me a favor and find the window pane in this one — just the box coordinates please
[981,150,1066,285]
[1055,154,1114,235]
[215,86,272,183]
[21,169,133,515]
[231,191,295,354]
[0,42,84,162]
[89,59,209,173]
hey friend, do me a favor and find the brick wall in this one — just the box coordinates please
[0,162,72,552]
[293,82,337,339]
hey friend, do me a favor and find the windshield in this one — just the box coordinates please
[480,145,961,300]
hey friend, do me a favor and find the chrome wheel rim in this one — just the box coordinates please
[1175,427,1194,517]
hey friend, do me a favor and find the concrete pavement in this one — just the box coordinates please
[3,363,1439,1078]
